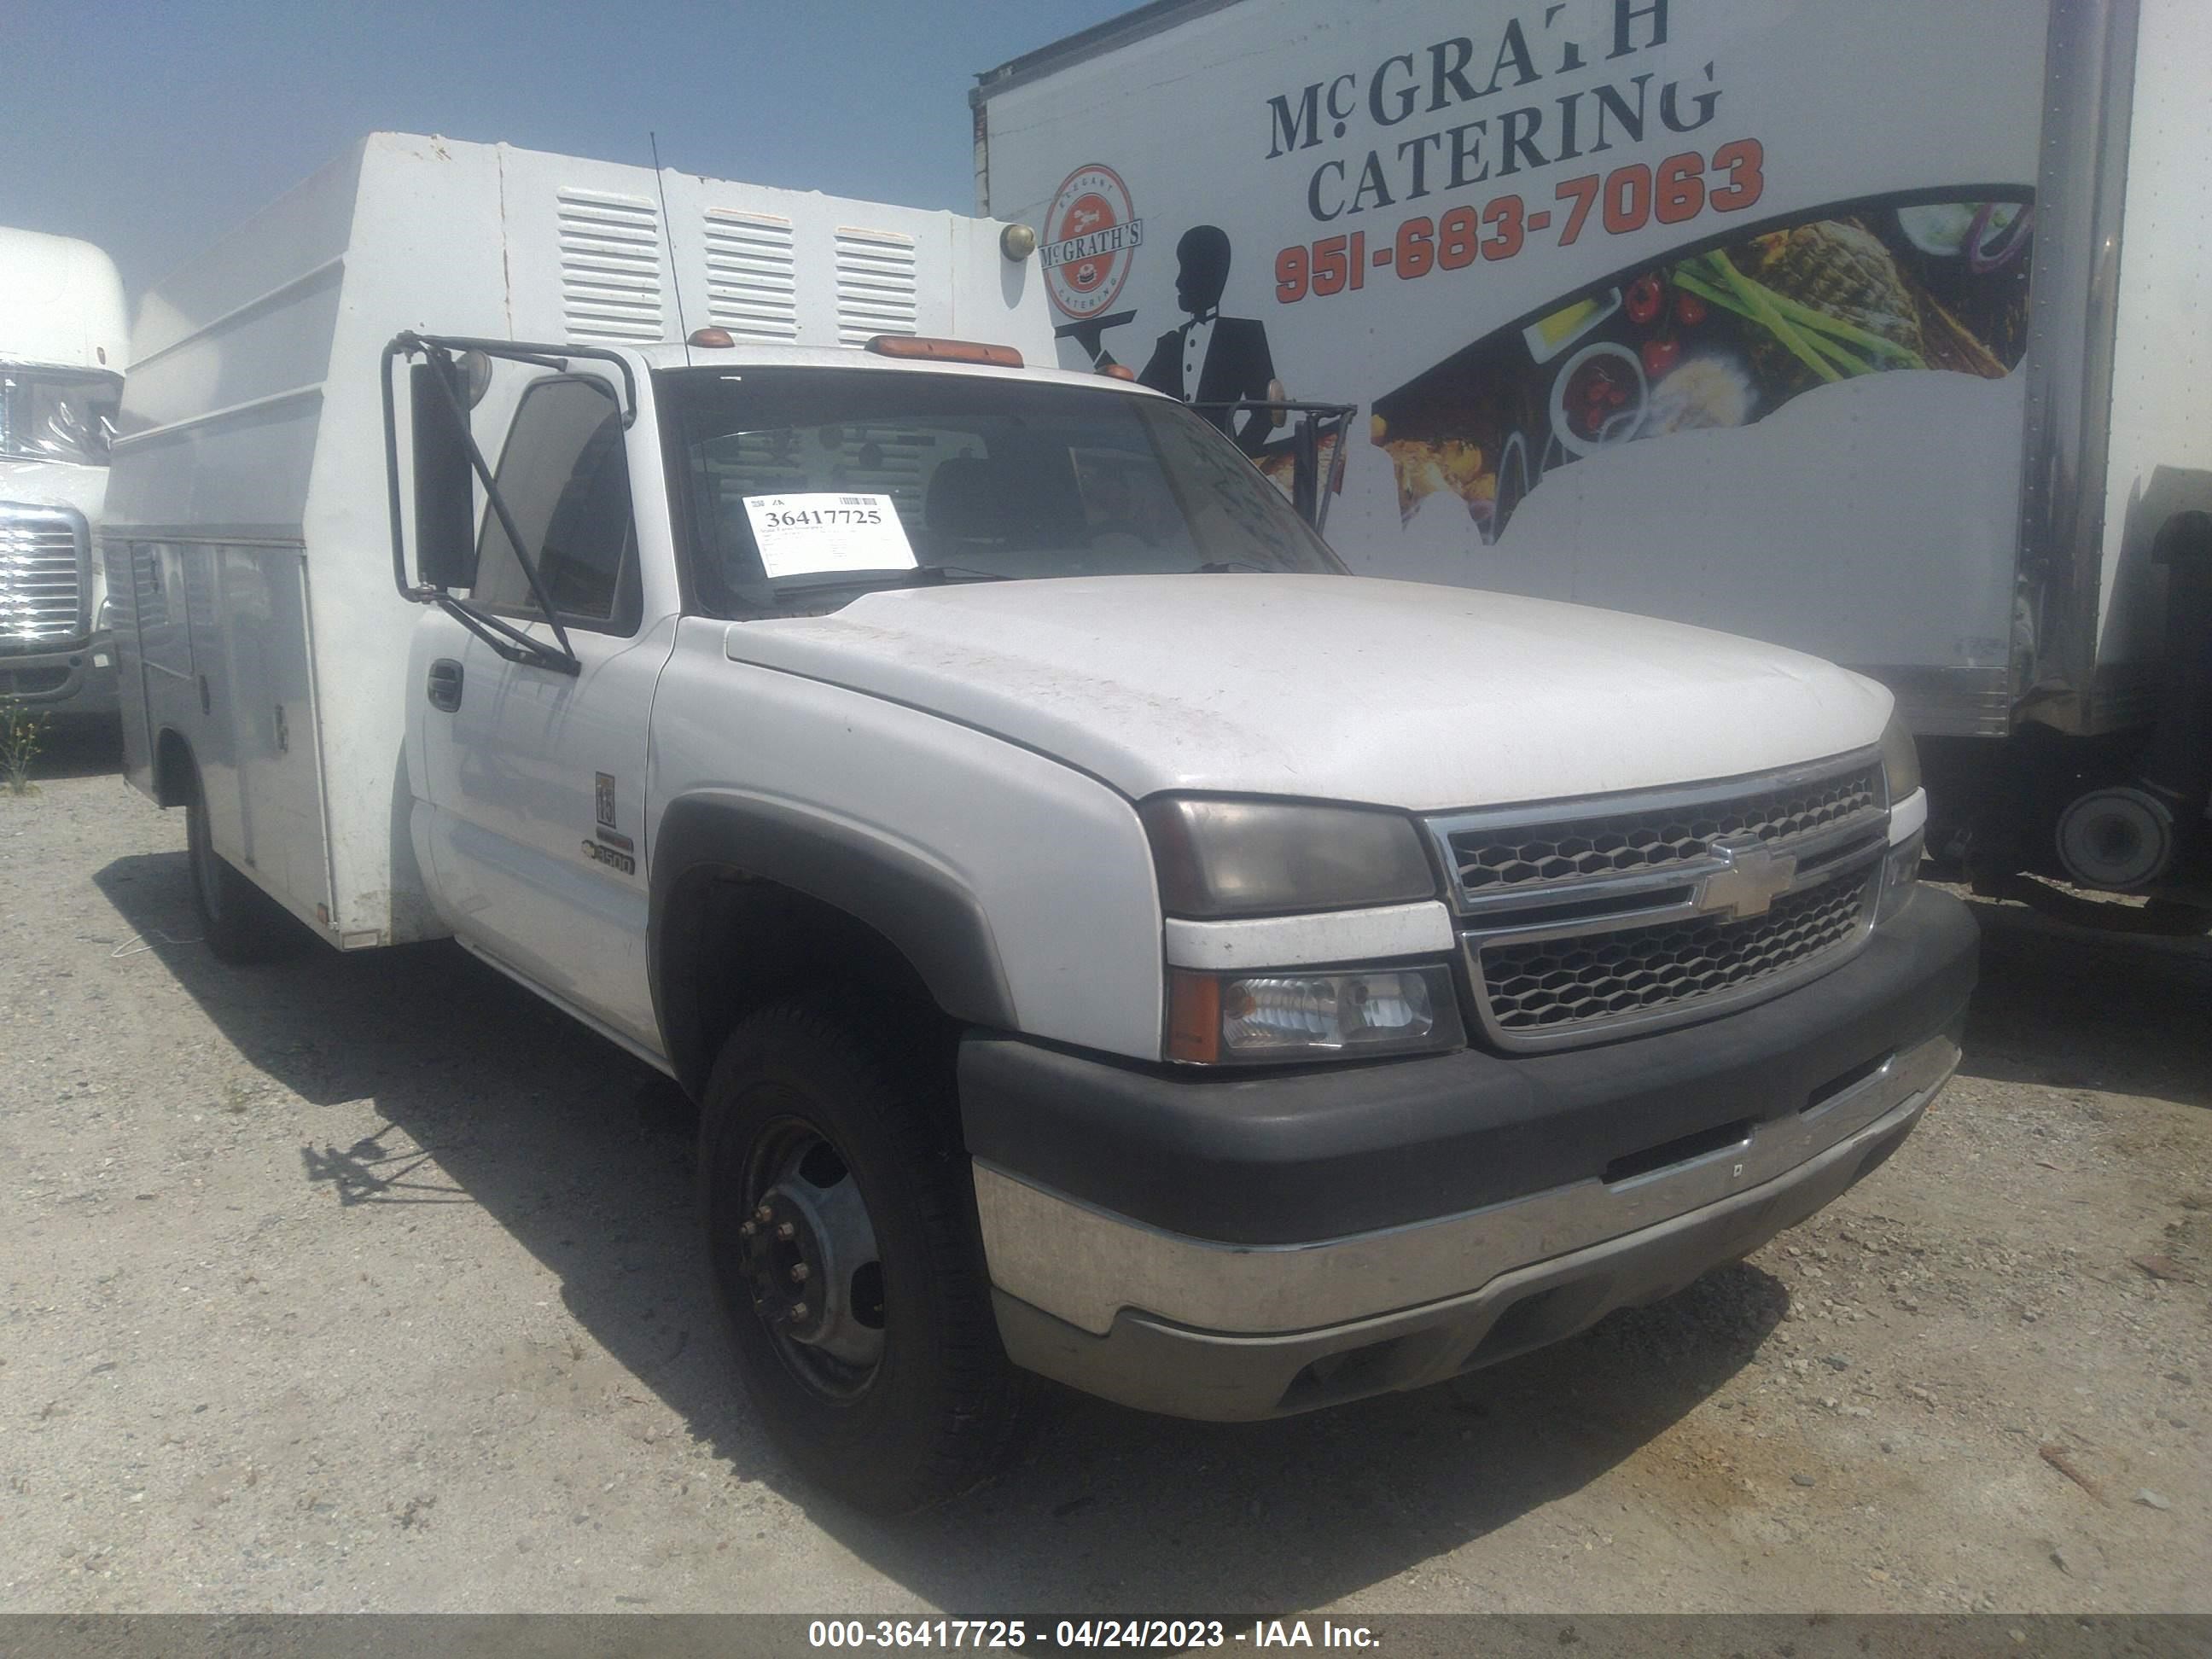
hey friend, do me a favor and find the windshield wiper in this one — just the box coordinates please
[1194,560,1270,573]
[768,564,1013,602]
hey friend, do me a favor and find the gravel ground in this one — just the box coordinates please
[3,731,2207,1615]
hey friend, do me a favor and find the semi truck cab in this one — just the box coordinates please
[0,227,126,719]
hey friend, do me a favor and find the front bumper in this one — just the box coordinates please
[962,888,1975,1420]
[0,634,119,718]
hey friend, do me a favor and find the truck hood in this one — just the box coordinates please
[723,575,1891,812]
[0,458,107,519]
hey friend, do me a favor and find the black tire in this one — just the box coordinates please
[182,757,300,963]
[698,996,1035,1513]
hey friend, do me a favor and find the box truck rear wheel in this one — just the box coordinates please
[182,756,300,963]
[699,996,1035,1513]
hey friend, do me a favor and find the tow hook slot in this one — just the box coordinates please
[1804,1050,1895,1115]
[1603,1118,1754,1186]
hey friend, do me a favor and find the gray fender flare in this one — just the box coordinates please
[648,791,1017,1092]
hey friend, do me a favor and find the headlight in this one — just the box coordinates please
[1139,796,1436,917]
[1166,964,1464,1064]
[1879,711,1921,804]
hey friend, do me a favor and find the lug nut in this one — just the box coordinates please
[775,1221,796,1241]
[789,1262,810,1284]
[739,1220,756,1238]
[754,1203,773,1224]
[788,1301,809,1322]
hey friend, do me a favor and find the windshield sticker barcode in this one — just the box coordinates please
[742,492,917,579]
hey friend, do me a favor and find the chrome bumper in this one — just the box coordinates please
[976,1031,1958,1340]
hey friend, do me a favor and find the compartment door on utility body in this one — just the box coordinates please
[412,371,669,1050]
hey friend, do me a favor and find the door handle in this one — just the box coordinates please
[427,658,463,713]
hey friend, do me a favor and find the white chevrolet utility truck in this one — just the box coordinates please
[1,226,128,719]
[109,134,1975,1512]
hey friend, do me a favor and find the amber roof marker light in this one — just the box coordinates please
[864,335,1024,368]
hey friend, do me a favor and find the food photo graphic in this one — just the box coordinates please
[1371,193,2035,539]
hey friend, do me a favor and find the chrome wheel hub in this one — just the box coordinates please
[738,1128,885,1388]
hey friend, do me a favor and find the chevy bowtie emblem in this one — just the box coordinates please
[1699,836,1797,920]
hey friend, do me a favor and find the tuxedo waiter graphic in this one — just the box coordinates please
[1040,166,1280,457]
[1132,225,1278,456]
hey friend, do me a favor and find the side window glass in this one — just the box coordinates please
[474,376,636,629]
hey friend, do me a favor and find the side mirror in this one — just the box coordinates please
[410,356,478,590]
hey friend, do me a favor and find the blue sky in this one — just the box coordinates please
[1,0,1131,296]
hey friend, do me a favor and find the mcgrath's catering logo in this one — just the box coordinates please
[1041,165,1143,320]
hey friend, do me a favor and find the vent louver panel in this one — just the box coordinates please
[703,211,799,341]
[835,227,918,345]
[700,428,938,531]
[556,187,665,343]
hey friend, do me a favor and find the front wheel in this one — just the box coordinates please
[698,997,1035,1513]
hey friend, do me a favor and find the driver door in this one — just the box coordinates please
[411,371,671,1053]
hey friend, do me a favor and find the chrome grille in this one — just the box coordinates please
[0,502,89,651]
[1481,870,1872,1035]
[1429,751,1890,1051]
[1447,762,1882,899]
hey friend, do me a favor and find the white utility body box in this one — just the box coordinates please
[107,132,1050,948]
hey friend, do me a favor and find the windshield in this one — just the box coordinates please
[0,368,123,466]
[657,366,1343,617]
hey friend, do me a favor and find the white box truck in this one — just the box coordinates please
[1,227,128,720]
[974,0,2212,928]
[109,132,1972,1512]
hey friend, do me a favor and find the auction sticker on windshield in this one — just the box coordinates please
[743,493,917,579]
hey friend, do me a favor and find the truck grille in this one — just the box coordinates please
[1428,752,1889,1051]
[1446,762,1882,899]
[0,502,89,652]
[1480,869,1872,1036]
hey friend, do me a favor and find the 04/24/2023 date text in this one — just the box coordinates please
[1273,138,1764,303]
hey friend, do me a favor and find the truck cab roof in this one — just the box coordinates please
[0,226,128,373]
[618,341,1161,399]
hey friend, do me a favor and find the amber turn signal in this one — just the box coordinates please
[687,327,736,348]
[1165,970,1222,1064]
[864,335,1024,368]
